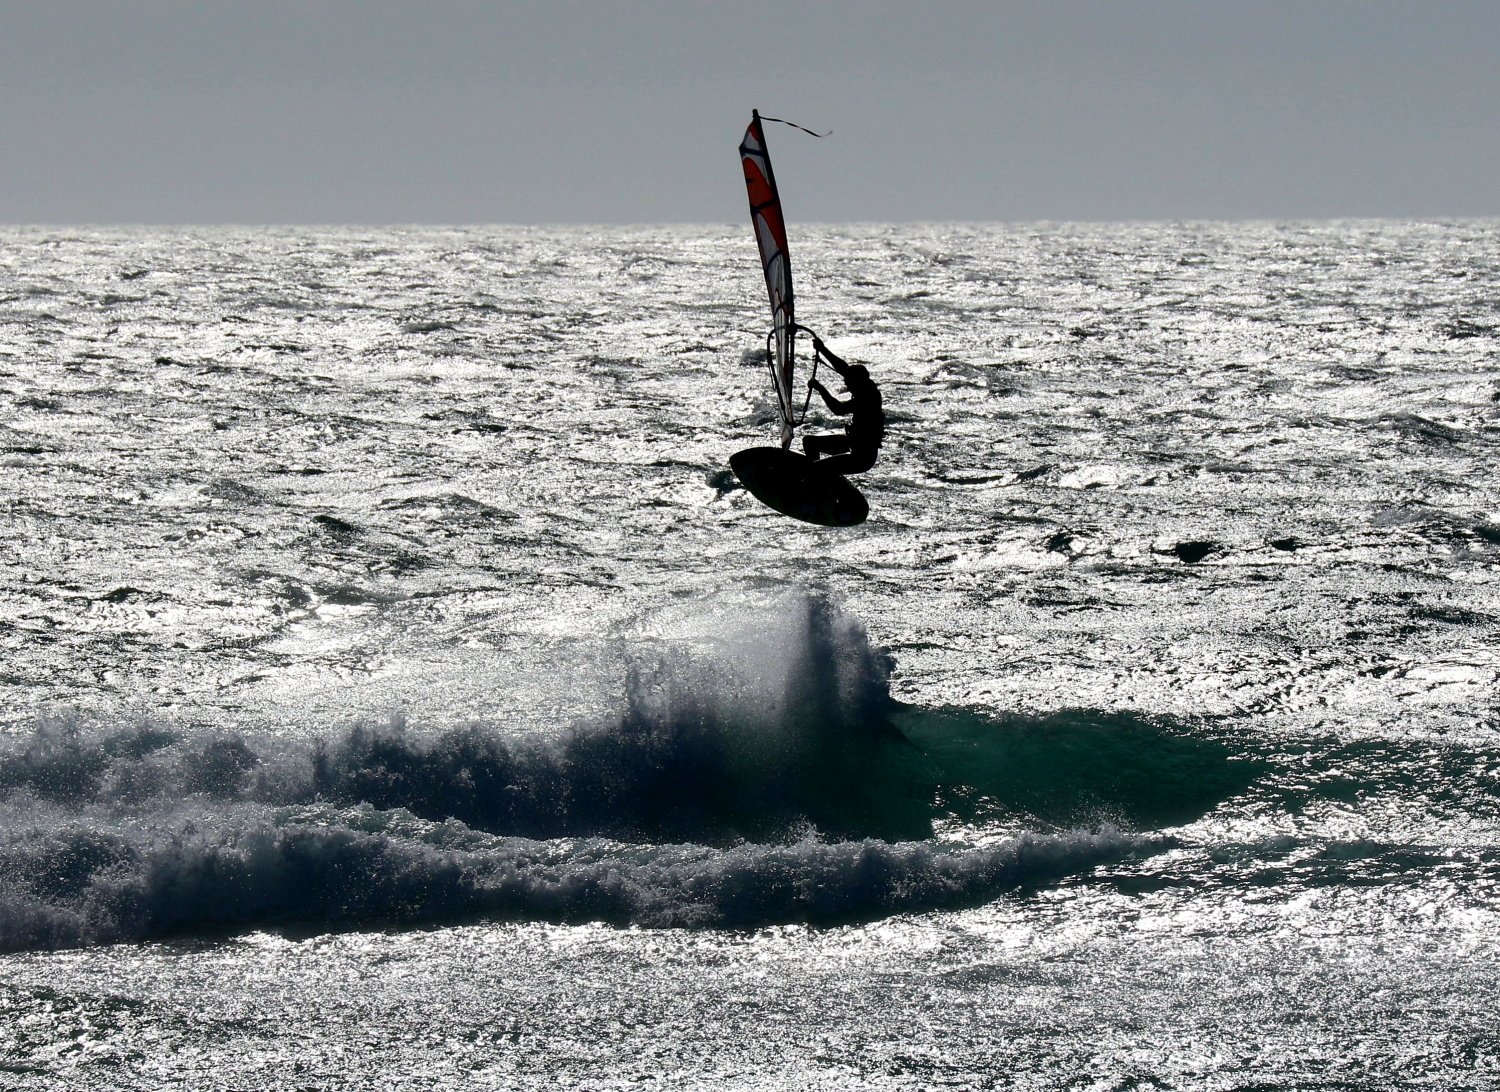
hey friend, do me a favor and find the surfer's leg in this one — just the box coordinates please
[814,443,876,477]
[815,452,875,477]
[803,434,851,461]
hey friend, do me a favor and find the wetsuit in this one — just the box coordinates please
[802,338,884,476]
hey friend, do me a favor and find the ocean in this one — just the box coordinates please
[1,221,1497,1088]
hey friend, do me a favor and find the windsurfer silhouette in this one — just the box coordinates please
[800,331,884,476]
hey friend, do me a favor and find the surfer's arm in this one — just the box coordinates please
[809,378,852,415]
[810,336,850,376]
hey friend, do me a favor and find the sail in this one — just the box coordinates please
[740,110,797,448]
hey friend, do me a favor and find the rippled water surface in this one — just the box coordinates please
[2,223,1498,1088]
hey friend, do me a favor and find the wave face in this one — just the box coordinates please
[0,593,1241,950]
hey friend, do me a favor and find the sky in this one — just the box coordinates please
[3,0,1498,224]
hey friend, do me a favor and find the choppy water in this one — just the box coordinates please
[2,222,1499,1088]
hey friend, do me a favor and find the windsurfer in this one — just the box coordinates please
[801,333,884,476]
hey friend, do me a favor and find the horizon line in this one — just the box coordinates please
[3,215,1498,231]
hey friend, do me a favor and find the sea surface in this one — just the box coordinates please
[1,221,1498,1089]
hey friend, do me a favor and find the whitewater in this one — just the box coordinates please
[1,222,1498,1088]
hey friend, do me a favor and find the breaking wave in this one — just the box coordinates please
[0,593,1225,950]
[0,809,1142,949]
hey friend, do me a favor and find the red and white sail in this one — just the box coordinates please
[740,110,797,448]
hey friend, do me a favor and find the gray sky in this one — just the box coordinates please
[4,0,1498,224]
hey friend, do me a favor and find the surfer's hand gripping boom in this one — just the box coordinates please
[793,325,830,361]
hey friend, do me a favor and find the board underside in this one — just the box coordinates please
[729,446,869,527]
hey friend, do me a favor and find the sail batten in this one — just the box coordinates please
[740,110,797,448]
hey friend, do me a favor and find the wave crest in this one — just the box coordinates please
[0,804,1145,949]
